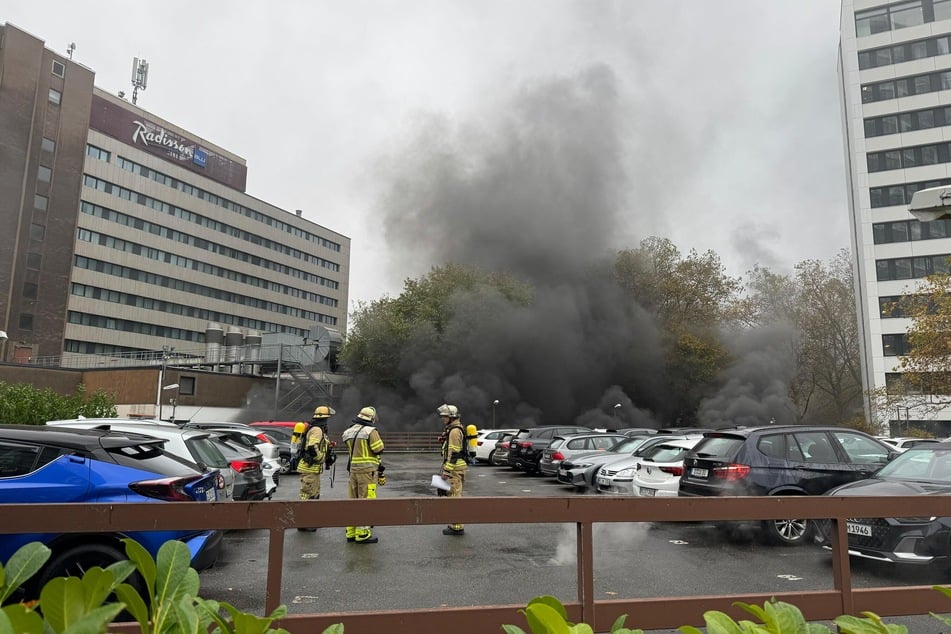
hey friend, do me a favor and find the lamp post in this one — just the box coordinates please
[613,403,621,420]
[492,399,499,428]
[0,330,7,363]
[160,383,179,422]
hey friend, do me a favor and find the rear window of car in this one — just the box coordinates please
[0,442,63,477]
[645,444,690,462]
[185,437,229,470]
[689,436,744,460]
[548,438,566,449]
[108,443,202,475]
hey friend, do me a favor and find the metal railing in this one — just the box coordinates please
[3,495,949,633]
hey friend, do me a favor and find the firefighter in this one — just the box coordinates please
[438,403,467,536]
[341,406,384,543]
[297,405,335,531]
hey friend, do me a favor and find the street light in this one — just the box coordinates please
[613,403,621,419]
[0,330,7,363]
[492,399,499,428]
[160,383,179,422]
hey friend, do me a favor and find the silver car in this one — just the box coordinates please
[539,433,626,477]
[595,437,701,496]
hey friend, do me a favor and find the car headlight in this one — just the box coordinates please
[895,516,937,524]
[616,468,636,478]
[573,463,591,469]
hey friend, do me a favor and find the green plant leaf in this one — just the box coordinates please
[834,614,895,633]
[608,614,628,632]
[39,576,85,633]
[152,540,192,633]
[678,627,703,634]
[734,601,769,624]
[701,611,745,634]
[806,624,833,633]
[104,560,136,586]
[930,612,951,626]
[61,603,127,634]
[121,538,156,605]
[524,602,571,634]
[115,582,150,634]
[76,567,114,612]
[194,597,233,634]
[171,594,202,634]
[933,585,951,600]
[501,626,528,634]
[321,625,344,634]
[764,600,807,632]
[1,603,44,634]
[0,543,51,604]
[527,596,570,622]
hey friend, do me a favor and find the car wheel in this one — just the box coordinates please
[278,454,292,474]
[762,518,811,546]
[487,450,496,464]
[36,541,148,610]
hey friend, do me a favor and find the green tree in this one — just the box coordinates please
[0,383,117,425]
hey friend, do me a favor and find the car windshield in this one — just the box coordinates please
[610,437,650,453]
[874,446,951,481]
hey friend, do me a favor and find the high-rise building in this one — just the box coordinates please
[0,23,350,365]
[839,1,951,433]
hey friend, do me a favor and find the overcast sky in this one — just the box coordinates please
[4,1,848,309]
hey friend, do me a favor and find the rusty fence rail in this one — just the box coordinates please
[3,496,950,633]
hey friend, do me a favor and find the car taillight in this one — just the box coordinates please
[477,441,484,446]
[500,442,509,449]
[659,466,683,476]
[231,460,259,473]
[518,442,531,448]
[129,476,197,501]
[552,452,565,461]
[713,464,750,481]
[216,472,226,490]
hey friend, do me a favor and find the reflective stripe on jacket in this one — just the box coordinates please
[297,425,327,474]
[441,424,467,473]
[342,423,384,469]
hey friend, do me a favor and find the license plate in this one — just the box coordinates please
[690,467,709,478]
[846,522,872,537]
[596,477,611,487]
[639,487,656,497]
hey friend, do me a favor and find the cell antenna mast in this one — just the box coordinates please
[131,57,149,105]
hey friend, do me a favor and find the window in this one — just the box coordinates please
[18,313,34,331]
[792,432,839,464]
[882,333,909,356]
[891,2,924,30]
[30,223,45,241]
[936,0,951,21]
[33,194,48,211]
[51,60,65,77]
[48,88,61,105]
[831,431,890,465]
[26,253,41,270]
[22,282,38,300]
[86,145,111,162]
[37,165,51,183]
[179,376,196,396]
[856,7,890,36]
[41,137,55,153]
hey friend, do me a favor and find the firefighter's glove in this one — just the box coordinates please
[325,446,337,467]
[377,464,386,486]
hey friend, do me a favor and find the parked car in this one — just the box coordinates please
[814,442,951,566]
[45,418,234,501]
[678,425,899,545]
[539,432,626,477]
[594,437,701,496]
[0,424,222,598]
[507,426,592,474]
[875,436,942,452]
[473,429,517,464]
[490,432,517,466]
[208,435,268,501]
[183,422,280,496]
[249,421,301,472]
[557,434,662,489]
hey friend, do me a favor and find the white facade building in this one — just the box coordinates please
[839,0,951,433]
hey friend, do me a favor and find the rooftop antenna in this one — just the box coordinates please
[67,42,76,59]
[131,57,149,105]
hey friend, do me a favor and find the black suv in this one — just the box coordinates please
[678,425,899,545]
[507,426,592,474]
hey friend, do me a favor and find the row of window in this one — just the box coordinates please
[861,67,951,104]
[870,176,951,207]
[882,332,911,355]
[859,33,951,70]
[70,283,308,338]
[875,253,951,280]
[874,218,951,243]
[75,229,338,311]
[867,140,951,172]
[879,293,944,317]
[856,1,951,37]
[82,174,341,283]
[80,201,338,301]
[885,371,951,394]
[86,146,342,252]
[864,105,951,138]
[72,255,338,326]
[67,311,205,343]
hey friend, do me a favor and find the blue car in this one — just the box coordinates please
[0,424,223,598]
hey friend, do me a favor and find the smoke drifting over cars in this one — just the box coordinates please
[338,66,797,432]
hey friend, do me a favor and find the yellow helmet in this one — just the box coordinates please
[437,403,459,419]
[357,406,377,423]
[313,405,335,419]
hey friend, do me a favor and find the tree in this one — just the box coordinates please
[890,265,951,416]
[0,383,117,425]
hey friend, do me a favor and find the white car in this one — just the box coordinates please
[45,418,235,501]
[183,423,281,496]
[473,429,518,463]
[595,437,701,496]
[875,436,942,452]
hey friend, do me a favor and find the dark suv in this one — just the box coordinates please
[678,425,899,545]
[507,426,592,474]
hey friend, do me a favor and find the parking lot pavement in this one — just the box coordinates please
[201,454,950,634]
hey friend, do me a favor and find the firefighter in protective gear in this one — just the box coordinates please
[342,406,384,543]
[297,405,335,531]
[438,403,467,536]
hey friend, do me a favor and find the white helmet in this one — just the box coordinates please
[357,406,378,423]
[437,403,459,419]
